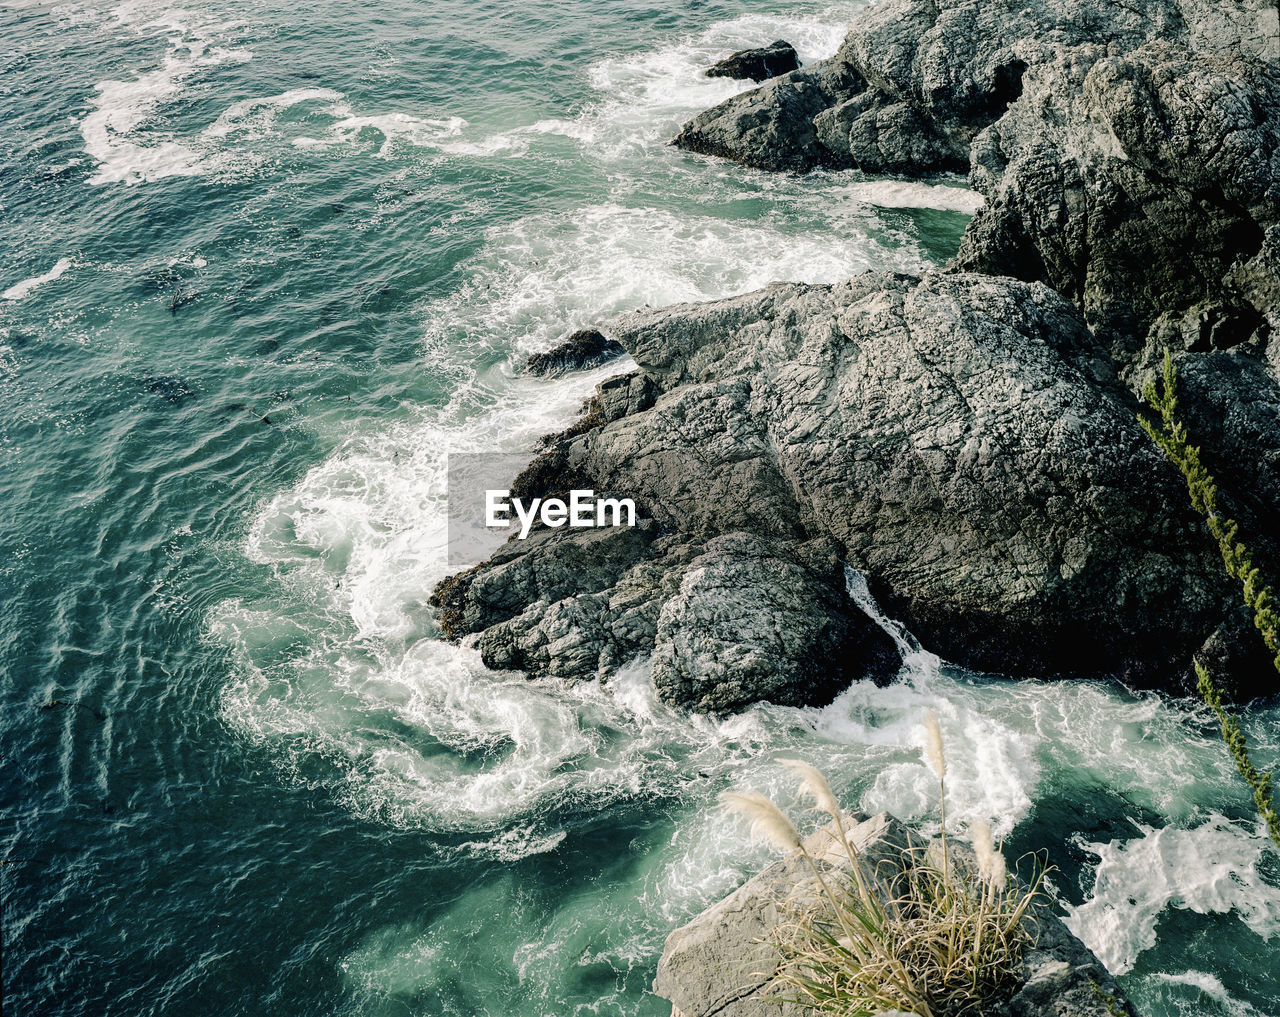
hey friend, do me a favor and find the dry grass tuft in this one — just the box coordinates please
[723,715,1051,1017]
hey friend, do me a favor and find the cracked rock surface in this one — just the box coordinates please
[434,272,1257,706]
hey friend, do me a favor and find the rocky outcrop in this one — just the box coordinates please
[673,57,870,173]
[654,811,1138,1017]
[433,522,902,713]
[706,41,799,83]
[673,0,1280,370]
[434,271,1264,706]
[524,328,624,376]
[431,1,1280,708]
[647,0,1280,703]
[956,39,1280,364]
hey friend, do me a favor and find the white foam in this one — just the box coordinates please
[78,10,492,184]
[81,19,252,185]
[436,133,530,158]
[203,88,345,139]
[1064,815,1280,974]
[1152,971,1269,1017]
[294,110,467,158]
[3,258,74,301]
[835,179,985,214]
[420,200,928,359]
[456,826,567,862]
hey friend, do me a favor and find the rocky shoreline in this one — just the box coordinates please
[433,0,1280,708]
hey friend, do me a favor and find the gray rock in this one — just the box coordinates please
[434,520,902,711]
[651,534,901,712]
[670,0,1169,176]
[672,61,866,173]
[436,1,1280,708]
[435,272,1250,704]
[675,0,1279,373]
[706,40,800,83]
[524,328,625,377]
[956,40,1280,362]
[653,812,1138,1017]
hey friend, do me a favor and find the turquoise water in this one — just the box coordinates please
[2,1,1278,1015]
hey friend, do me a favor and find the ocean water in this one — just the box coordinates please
[1,1,1278,1015]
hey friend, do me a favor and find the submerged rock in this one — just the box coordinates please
[653,811,1139,1017]
[705,40,800,83]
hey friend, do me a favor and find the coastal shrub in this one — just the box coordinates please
[1139,351,1280,849]
[721,714,1049,1017]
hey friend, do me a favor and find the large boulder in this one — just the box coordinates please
[434,271,1268,705]
[956,40,1280,363]
[672,58,868,173]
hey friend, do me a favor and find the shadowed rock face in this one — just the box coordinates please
[524,328,625,377]
[705,40,799,83]
[957,41,1280,362]
[432,523,902,713]
[434,272,1268,706]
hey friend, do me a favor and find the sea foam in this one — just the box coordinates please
[1065,815,1280,974]
[3,258,74,301]
[80,15,252,186]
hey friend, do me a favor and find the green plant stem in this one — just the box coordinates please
[1197,662,1280,848]
[1139,350,1280,850]
[1139,352,1280,669]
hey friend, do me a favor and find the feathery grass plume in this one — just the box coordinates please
[720,791,802,854]
[923,709,946,781]
[722,787,866,953]
[1139,350,1280,850]
[970,818,1007,893]
[922,708,950,877]
[773,817,1052,1016]
[779,759,882,918]
[730,763,1056,1017]
[779,759,842,819]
